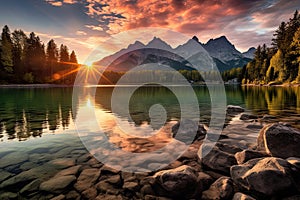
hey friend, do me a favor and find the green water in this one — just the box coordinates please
[0,85,299,142]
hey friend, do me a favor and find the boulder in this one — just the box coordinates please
[74,168,100,192]
[227,105,244,115]
[202,177,233,200]
[40,175,76,194]
[153,165,201,199]
[123,181,139,191]
[231,157,298,197]
[232,192,256,200]
[201,143,240,174]
[235,149,268,164]
[197,172,214,190]
[257,123,300,158]
[65,190,80,200]
[82,187,98,199]
[287,157,300,169]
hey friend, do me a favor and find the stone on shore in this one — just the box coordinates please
[231,157,297,197]
[201,143,241,174]
[257,123,300,158]
[235,149,268,164]
[232,192,256,200]
[153,165,201,199]
[201,177,233,200]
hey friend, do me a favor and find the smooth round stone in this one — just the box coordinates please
[40,175,76,194]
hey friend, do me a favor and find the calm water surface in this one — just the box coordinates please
[0,85,299,142]
[0,85,299,195]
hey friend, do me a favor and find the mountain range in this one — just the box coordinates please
[94,35,255,72]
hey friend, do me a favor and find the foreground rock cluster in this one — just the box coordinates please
[0,105,299,199]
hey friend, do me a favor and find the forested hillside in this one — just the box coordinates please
[242,10,300,85]
[0,25,78,84]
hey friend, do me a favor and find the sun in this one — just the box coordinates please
[86,65,93,69]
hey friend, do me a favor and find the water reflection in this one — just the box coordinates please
[0,86,299,141]
[242,86,300,128]
[0,88,74,141]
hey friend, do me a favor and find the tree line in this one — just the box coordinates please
[235,10,300,85]
[0,25,78,84]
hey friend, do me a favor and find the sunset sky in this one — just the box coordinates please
[0,0,299,64]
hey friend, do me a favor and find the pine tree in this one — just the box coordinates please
[46,39,58,77]
[69,50,77,64]
[0,25,13,78]
[12,30,27,81]
[290,27,300,82]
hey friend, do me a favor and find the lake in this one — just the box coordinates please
[0,85,299,197]
[0,85,299,142]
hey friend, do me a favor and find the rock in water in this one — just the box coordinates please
[240,113,258,120]
[226,105,244,115]
[74,168,100,192]
[153,165,201,199]
[172,119,207,143]
[40,175,76,194]
[257,123,300,158]
[202,177,233,200]
[231,157,298,197]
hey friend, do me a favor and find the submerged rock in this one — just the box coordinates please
[231,157,298,197]
[40,175,76,194]
[0,152,29,168]
[257,123,300,158]
[240,113,258,121]
[74,168,100,192]
[172,119,207,143]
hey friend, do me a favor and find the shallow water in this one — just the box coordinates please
[0,85,299,197]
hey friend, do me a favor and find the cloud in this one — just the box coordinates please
[85,25,104,31]
[63,0,77,4]
[42,0,300,57]
[45,0,77,7]
[46,0,63,7]
[76,30,87,35]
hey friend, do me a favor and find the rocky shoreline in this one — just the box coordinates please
[0,106,300,200]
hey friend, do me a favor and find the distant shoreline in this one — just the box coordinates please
[0,83,299,88]
[242,83,300,87]
[0,84,73,88]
